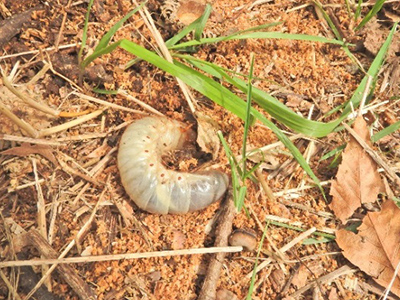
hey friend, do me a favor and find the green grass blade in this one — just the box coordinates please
[372,120,400,143]
[178,23,397,137]
[81,40,123,68]
[354,0,363,21]
[355,0,386,31]
[81,25,395,192]
[169,31,347,50]
[93,2,145,52]
[165,20,202,48]
[246,224,269,300]
[218,132,241,209]
[313,1,343,40]
[78,0,94,66]
[194,4,212,41]
[320,144,346,161]
[242,53,255,179]
[236,186,247,212]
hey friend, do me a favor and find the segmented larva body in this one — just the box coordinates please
[118,117,229,214]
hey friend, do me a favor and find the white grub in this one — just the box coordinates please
[117,117,229,214]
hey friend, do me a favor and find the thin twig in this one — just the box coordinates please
[245,227,316,278]
[0,246,242,268]
[198,191,237,300]
[74,91,148,115]
[0,43,79,61]
[0,134,64,146]
[117,89,165,116]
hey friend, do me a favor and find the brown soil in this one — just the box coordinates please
[0,0,399,299]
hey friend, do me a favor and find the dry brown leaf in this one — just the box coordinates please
[329,116,385,223]
[336,200,400,297]
[195,112,220,160]
[171,230,186,250]
[0,142,57,165]
[176,0,206,25]
[291,264,309,288]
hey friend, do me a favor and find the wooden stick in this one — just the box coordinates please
[198,191,237,300]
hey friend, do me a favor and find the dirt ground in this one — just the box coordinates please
[0,0,399,299]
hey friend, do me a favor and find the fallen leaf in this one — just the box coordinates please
[0,143,58,165]
[336,200,400,297]
[291,265,309,288]
[195,112,221,159]
[329,116,385,223]
[177,0,206,25]
[270,268,285,292]
[171,230,186,250]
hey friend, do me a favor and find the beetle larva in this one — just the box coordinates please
[117,117,229,214]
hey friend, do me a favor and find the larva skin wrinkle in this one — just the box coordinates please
[118,117,229,214]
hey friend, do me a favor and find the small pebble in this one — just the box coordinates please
[228,228,257,251]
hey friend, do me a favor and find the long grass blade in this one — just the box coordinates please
[355,0,386,31]
[78,0,94,66]
[372,120,400,143]
[169,31,347,50]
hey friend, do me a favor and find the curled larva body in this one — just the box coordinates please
[117,117,229,214]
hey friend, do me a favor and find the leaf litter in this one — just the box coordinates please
[329,116,385,223]
[330,115,400,296]
[336,200,400,297]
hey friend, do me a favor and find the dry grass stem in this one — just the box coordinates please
[273,180,330,197]
[265,215,336,235]
[55,0,72,49]
[55,133,108,142]
[358,75,373,117]
[26,63,51,86]
[74,91,148,114]
[0,134,65,146]
[2,71,60,116]
[0,269,22,300]
[0,246,243,268]
[7,179,44,193]
[246,227,316,278]
[38,109,104,137]
[58,158,104,187]
[280,198,334,218]
[289,265,355,298]
[32,159,52,289]
[88,147,117,176]
[0,43,79,61]
[0,101,39,137]
[23,185,106,300]
[117,89,165,116]
[44,59,82,91]
[256,169,276,201]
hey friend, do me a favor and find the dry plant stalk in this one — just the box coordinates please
[198,192,236,300]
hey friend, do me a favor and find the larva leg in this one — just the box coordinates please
[118,117,229,214]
